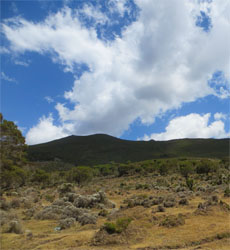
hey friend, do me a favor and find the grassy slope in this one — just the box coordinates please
[1,175,230,250]
[27,134,229,165]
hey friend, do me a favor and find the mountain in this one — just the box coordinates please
[27,134,229,165]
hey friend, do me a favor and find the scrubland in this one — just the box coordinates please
[1,158,230,250]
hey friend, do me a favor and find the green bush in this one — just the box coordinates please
[32,169,50,183]
[104,217,132,234]
[67,166,93,185]
[1,165,28,189]
[224,186,230,197]
[159,164,168,176]
[117,164,132,176]
[179,162,194,178]
[186,178,194,191]
[196,160,214,174]
[45,194,55,202]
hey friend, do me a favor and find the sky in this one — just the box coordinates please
[1,0,229,145]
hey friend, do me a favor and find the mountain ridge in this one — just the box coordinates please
[27,134,229,165]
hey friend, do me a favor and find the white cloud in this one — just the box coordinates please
[26,114,73,145]
[214,112,227,121]
[142,113,229,141]
[2,0,230,143]
[44,96,54,103]
[14,60,30,67]
[0,47,10,54]
[79,4,108,25]
[1,72,17,83]
[108,0,128,17]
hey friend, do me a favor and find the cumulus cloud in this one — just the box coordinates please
[26,114,73,145]
[142,113,229,141]
[1,0,230,144]
[214,112,227,121]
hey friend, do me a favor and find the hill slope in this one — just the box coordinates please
[27,134,229,165]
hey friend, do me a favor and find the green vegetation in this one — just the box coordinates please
[104,217,132,234]
[0,113,28,189]
[27,134,229,165]
[66,166,93,185]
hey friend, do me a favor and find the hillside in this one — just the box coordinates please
[27,134,229,165]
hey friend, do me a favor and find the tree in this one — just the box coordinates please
[67,166,93,185]
[0,113,27,189]
[179,162,194,178]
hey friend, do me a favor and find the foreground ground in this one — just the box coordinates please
[1,172,230,250]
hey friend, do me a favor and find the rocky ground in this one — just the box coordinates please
[0,172,230,250]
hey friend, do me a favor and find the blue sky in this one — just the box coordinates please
[1,0,229,144]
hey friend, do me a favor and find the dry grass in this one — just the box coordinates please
[1,175,230,250]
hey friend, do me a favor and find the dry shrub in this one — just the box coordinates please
[3,220,24,234]
[59,217,75,229]
[159,214,185,227]
[10,199,21,209]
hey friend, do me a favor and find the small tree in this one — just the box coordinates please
[67,166,93,185]
[0,113,28,189]
[186,178,194,191]
[179,162,194,178]
[196,160,213,174]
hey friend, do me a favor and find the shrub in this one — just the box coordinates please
[160,214,185,227]
[10,199,21,209]
[58,183,74,194]
[78,213,97,225]
[135,183,149,190]
[45,194,55,202]
[0,199,10,211]
[186,178,194,191]
[224,186,230,197]
[159,164,168,176]
[98,209,109,217]
[4,220,24,234]
[179,198,189,205]
[104,217,132,234]
[32,169,50,183]
[157,205,165,212]
[68,166,93,185]
[179,163,194,178]
[196,160,213,174]
[59,217,75,229]
[117,164,132,177]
